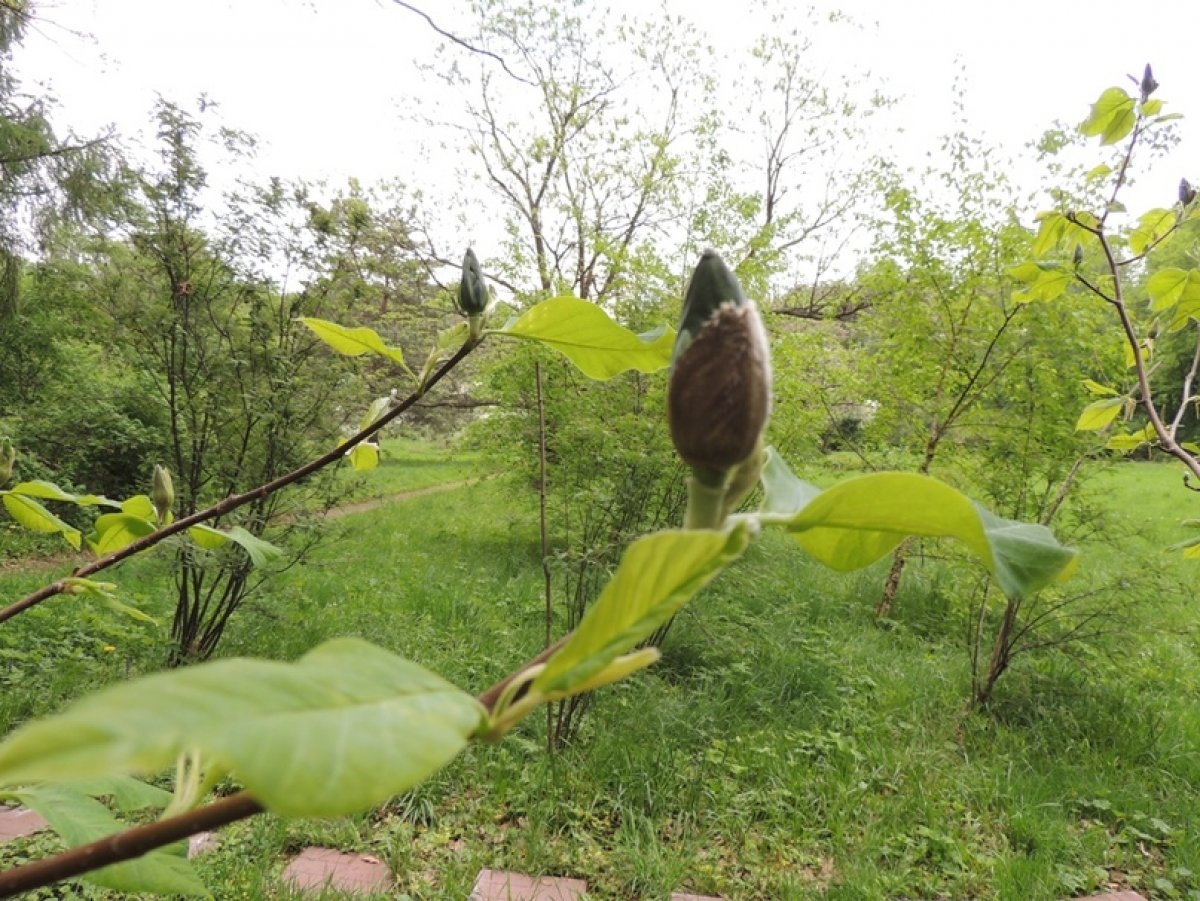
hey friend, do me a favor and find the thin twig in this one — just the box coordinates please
[390,1,537,87]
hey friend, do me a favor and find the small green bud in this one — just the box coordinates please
[457,248,489,316]
[151,464,174,525]
[0,437,14,488]
[668,251,771,483]
[1180,178,1196,206]
[1072,243,1084,269]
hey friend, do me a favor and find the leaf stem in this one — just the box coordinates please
[683,475,726,530]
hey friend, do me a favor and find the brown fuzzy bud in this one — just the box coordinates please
[668,299,772,479]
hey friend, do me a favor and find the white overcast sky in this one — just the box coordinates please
[11,0,1200,254]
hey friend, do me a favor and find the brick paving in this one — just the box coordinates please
[281,847,392,895]
[0,806,46,841]
[470,868,588,900]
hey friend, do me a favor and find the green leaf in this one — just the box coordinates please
[1107,425,1155,451]
[1006,261,1043,284]
[122,494,156,519]
[1080,86,1136,145]
[64,775,174,811]
[6,480,118,508]
[222,526,283,567]
[357,396,391,431]
[1085,163,1113,182]
[758,447,821,520]
[87,512,155,556]
[187,523,228,550]
[1141,98,1163,116]
[64,578,157,625]
[2,494,81,549]
[418,321,471,387]
[532,525,753,695]
[185,525,282,567]
[1082,379,1119,397]
[1011,267,1070,304]
[1032,212,1068,258]
[0,638,484,818]
[299,317,415,379]
[775,472,1077,599]
[14,784,209,897]
[1147,268,1191,310]
[1076,397,1124,431]
[1129,208,1176,255]
[347,442,379,471]
[495,296,675,380]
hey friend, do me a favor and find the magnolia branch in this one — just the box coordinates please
[0,337,482,626]
[0,635,569,898]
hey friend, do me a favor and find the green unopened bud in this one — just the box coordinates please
[457,248,489,316]
[1072,243,1084,269]
[668,250,772,485]
[0,437,14,488]
[1180,178,1196,206]
[151,464,174,525]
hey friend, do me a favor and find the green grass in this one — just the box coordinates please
[1,459,1198,899]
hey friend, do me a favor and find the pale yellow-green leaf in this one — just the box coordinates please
[495,296,674,380]
[348,442,379,471]
[1082,379,1119,397]
[533,525,752,694]
[299,317,415,379]
[2,494,81,549]
[1075,397,1124,431]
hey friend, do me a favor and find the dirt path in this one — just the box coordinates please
[0,478,481,575]
[319,478,479,520]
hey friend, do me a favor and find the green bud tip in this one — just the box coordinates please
[668,251,771,480]
[457,248,489,317]
[151,464,174,524]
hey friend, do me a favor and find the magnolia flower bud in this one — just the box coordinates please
[1140,63,1158,102]
[151,464,174,525]
[0,437,14,488]
[1180,178,1196,206]
[668,251,771,483]
[457,248,489,316]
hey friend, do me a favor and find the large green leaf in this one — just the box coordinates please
[5,480,118,508]
[532,525,753,695]
[1129,208,1176,256]
[185,524,282,567]
[771,472,1076,599]
[299,317,415,379]
[14,784,209,897]
[87,511,156,556]
[1080,86,1136,145]
[1075,397,1124,431]
[0,638,484,818]
[495,296,674,380]
[2,494,81,549]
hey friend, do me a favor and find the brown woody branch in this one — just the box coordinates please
[0,337,482,626]
[0,635,569,897]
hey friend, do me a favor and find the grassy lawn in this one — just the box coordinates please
[0,457,1198,899]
